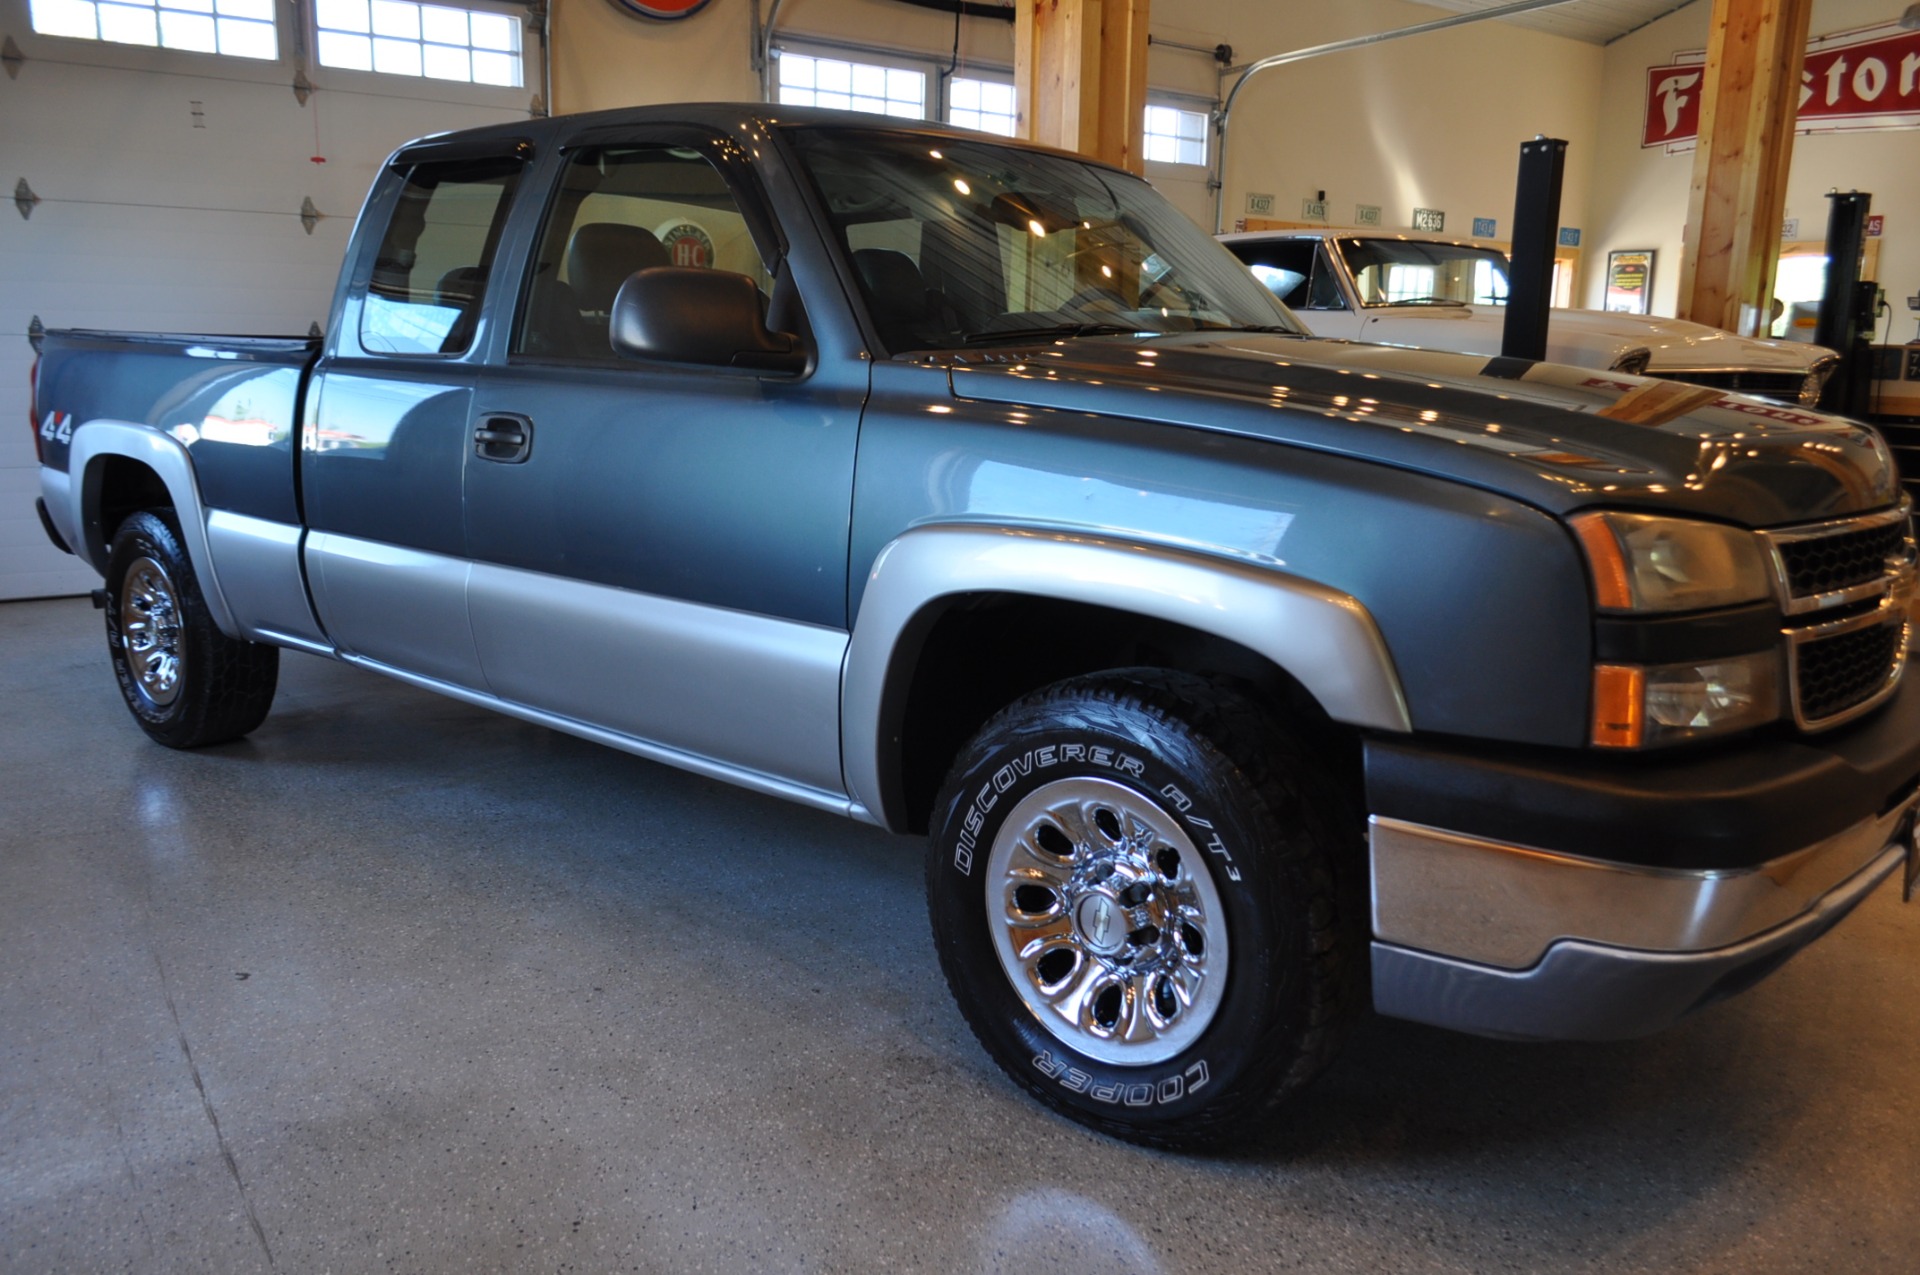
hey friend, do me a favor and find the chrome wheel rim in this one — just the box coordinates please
[120,556,184,709]
[986,777,1227,1065]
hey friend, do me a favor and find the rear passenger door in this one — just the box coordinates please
[461,128,864,798]
[303,141,530,689]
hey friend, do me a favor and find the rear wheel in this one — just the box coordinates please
[926,670,1359,1148]
[105,510,278,748]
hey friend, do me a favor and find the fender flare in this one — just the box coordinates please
[62,420,241,639]
[840,523,1412,831]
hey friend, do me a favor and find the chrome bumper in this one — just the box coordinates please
[1368,793,1919,1040]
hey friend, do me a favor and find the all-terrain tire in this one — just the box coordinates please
[104,510,279,748]
[926,669,1359,1148]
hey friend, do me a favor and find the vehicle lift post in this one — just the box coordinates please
[1502,136,1567,364]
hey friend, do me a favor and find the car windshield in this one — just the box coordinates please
[787,126,1305,352]
[1340,238,1511,308]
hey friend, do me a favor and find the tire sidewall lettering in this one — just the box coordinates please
[936,713,1274,1126]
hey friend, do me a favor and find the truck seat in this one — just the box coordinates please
[851,248,959,353]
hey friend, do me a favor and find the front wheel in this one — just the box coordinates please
[926,671,1358,1148]
[105,510,279,748]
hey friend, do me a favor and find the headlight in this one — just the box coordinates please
[1592,651,1784,748]
[1570,512,1774,613]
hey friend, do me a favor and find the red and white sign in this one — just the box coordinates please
[610,0,716,19]
[1644,22,1920,151]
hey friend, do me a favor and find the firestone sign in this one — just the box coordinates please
[611,0,716,19]
[1644,22,1920,151]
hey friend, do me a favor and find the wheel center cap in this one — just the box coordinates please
[1075,893,1128,956]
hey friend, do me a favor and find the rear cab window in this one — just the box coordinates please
[359,155,525,356]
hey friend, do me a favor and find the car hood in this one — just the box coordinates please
[941,332,1896,526]
[1349,305,1832,375]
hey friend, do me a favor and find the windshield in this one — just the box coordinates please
[1340,238,1511,308]
[787,126,1304,352]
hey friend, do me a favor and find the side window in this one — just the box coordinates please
[516,145,772,361]
[1227,239,1315,309]
[1308,245,1347,310]
[362,157,522,356]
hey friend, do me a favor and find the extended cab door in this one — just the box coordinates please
[461,127,866,797]
[302,140,532,688]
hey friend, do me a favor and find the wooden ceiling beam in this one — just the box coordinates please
[1675,0,1813,337]
[1014,0,1150,173]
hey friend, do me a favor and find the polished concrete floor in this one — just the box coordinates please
[4,594,1918,1274]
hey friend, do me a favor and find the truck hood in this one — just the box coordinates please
[1351,305,1832,376]
[942,332,1897,526]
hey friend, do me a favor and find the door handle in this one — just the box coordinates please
[474,414,533,463]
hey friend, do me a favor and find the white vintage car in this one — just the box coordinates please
[1218,230,1837,405]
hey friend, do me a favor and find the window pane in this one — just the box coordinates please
[468,10,514,51]
[362,159,521,356]
[950,78,978,110]
[215,0,270,18]
[158,10,215,49]
[851,63,884,97]
[371,0,419,39]
[885,67,920,103]
[161,0,215,15]
[470,48,516,85]
[316,0,369,33]
[778,53,813,89]
[31,0,100,38]
[98,4,159,44]
[372,34,421,75]
[1143,105,1207,166]
[421,5,466,44]
[817,58,851,94]
[318,29,372,68]
[515,145,768,361]
[423,42,469,79]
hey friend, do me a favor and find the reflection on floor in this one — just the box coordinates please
[3,596,1917,1274]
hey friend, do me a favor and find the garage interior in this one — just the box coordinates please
[5,1,1920,1271]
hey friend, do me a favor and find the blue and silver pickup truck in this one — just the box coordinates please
[29,104,1920,1147]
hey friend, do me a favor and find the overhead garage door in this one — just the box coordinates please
[0,0,537,599]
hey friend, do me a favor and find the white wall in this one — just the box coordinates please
[1585,0,1920,318]
[1207,2,1605,243]
[0,0,534,599]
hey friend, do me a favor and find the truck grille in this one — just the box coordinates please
[1777,519,1909,601]
[1762,504,1915,730]
[1791,619,1906,726]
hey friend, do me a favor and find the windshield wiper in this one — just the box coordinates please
[1376,296,1468,307]
[961,323,1145,345]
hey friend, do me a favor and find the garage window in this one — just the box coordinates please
[315,0,523,86]
[948,76,1016,137]
[777,51,925,119]
[1143,104,1207,166]
[29,0,277,59]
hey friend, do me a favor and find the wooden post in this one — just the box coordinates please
[1675,0,1812,337]
[1014,0,1149,173]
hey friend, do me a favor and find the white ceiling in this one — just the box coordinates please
[1404,0,1704,45]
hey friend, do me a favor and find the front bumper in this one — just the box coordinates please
[1365,675,1920,1041]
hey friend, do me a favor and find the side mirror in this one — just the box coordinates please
[609,267,806,373]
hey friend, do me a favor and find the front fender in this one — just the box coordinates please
[840,523,1411,831]
[59,420,241,639]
